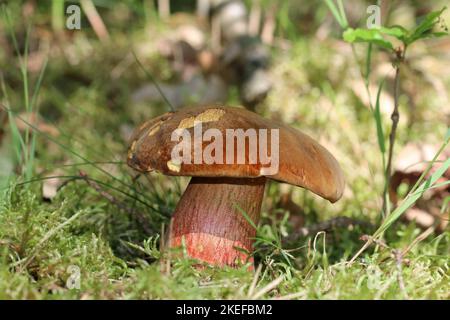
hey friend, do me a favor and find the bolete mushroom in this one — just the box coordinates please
[127,105,345,267]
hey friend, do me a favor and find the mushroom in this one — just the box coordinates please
[127,105,345,267]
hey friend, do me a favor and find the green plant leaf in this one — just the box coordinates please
[407,7,447,44]
[343,28,394,50]
[365,43,372,82]
[234,203,257,230]
[378,26,409,42]
[374,153,450,238]
[373,80,385,154]
[431,32,448,37]
[336,0,348,29]
[324,0,346,29]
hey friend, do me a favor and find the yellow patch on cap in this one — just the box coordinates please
[130,140,137,150]
[178,108,226,129]
[138,120,153,131]
[127,140,137,160]
[147,124,161,137]
[167,159,181,172]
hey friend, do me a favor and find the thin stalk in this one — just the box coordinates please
[22,24,31,178]
[382,48,405,214]
[132,50,174,112]
[351,44,374,110]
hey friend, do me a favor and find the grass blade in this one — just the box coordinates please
[337,0,348,28]
[132,50,174,111]
[374,80,386,154]
[324,0,345,29]
[375,156,450,238]
[234,203,257,230]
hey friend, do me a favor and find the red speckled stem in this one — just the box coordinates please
[169,177,266,267]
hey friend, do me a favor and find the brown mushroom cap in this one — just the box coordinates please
[128,105,345,202]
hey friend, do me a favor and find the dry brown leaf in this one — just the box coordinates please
[391,143,450,232]
[404,207,435,229]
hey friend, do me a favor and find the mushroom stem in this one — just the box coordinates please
[169,177,266,267]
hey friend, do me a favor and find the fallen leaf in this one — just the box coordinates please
[391,143,450,232]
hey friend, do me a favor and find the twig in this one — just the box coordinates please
[159,222,171,275]
[250,275,284,300]
[158,218,173,275]
[271,291,306,300]
[247,264,262,298]
[382,47,406,214]
[348,235,376,265]
[401,226,434,257]
[359,234,389,249]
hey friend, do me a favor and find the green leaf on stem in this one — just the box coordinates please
[343,28,394,50]
[407,7,447,44]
